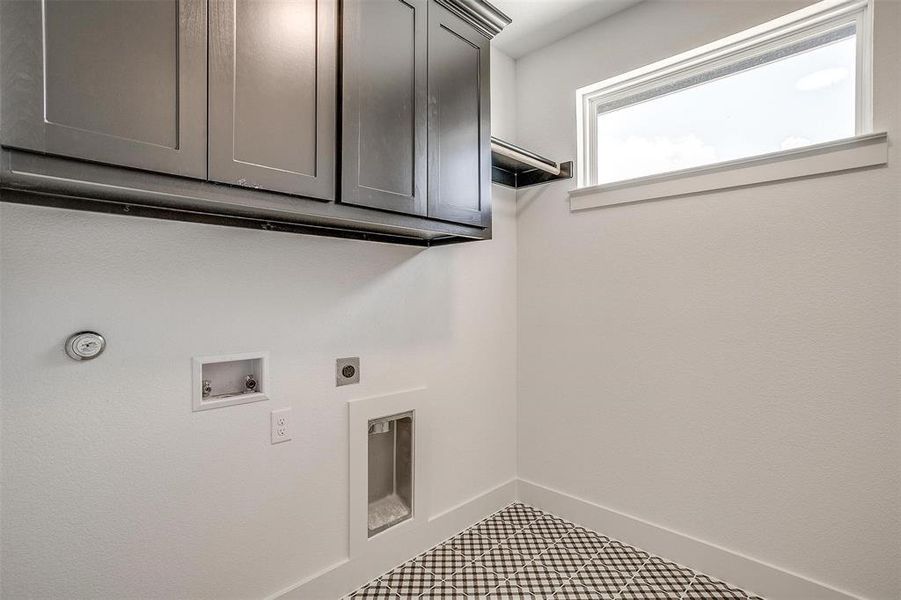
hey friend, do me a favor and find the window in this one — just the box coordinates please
[576,0,874,189]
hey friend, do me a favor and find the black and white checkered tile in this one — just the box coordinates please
[346,503,766,599]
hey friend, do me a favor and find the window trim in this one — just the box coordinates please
[575,0,874,190]
[569,132,887,211]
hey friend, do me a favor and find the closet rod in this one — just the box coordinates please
[490,137,561,176]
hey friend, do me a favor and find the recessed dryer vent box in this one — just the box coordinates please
[348,388,429,557]
[192,351,269,411]
[368,412,413,537]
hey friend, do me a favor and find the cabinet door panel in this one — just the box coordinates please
[342,0,427,216]
[428,1,490,227]
[209,0,336,199]
[0,0,207,178]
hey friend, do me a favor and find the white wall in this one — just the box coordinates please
[0,47,518,600]
[515,2,900,600]
[4,4,899,598]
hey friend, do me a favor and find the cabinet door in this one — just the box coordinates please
[427,1,490,227]
[341,0,428,216]
[0,0,207,178]
[209,0,336,199]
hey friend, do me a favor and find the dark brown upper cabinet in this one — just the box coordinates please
[0,0,509,246]
[209,0,337,199]
[427,0,491,227]
[341,0,429,216]
[342,0,493,227]
[0,0,208,179]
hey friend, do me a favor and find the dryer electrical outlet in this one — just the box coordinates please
[336,357,360,386]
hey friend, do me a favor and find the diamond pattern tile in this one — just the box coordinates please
[447,530,496,560]
[572,560,631,598]
[422,581,468,599]
[684,574,750,599]
[558,527,609,558]
[382,563,439,597]
[523,514,575,541]
[495,503,544,528]
[447,563,502,597]
[594,540,648,575]
[414,545,471,579]
[347,580,400,599]
[504,502,545,518]
[475,546,533,578]
[510,561,568,596]
[617,580,676,600]
[496,531,553,559]
[633,557,694,597]
[470,515,523,542]
[353,503,764,600]
[553,582,606,599]
[536,543,591,576]
[486,581,536,599]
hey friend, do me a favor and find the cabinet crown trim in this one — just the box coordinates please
[435,0,511,38]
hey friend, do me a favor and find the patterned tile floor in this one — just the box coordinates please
[347,503,764,599]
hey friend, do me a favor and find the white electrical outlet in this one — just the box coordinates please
[270,408,292,444]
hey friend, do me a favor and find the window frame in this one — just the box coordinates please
[575,0,874,189]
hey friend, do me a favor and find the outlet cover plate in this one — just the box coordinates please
[336,357,360,386]
[271,408,292,444]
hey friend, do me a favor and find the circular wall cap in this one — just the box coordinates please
[65,331,106,361]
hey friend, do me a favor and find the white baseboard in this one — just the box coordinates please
[269,478,866,600]
[517,479,864,600]
[269,478,517,600]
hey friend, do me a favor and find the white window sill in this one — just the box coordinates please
[569,132,888,211]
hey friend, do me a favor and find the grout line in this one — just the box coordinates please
[353,503,760,600]
[410,503,545,596]
[609,556,648,600]
[530,509,713,600]
[468,504,549,597]
[677,573,698,600]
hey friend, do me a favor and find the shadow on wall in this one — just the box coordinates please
[0,202,464,389]
[515,183,558,219]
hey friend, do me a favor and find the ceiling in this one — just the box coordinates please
[490,0,644,59]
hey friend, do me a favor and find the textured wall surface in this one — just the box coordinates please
[0,49,518,600]
[3,3,900,599]
[514,2,900,599]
